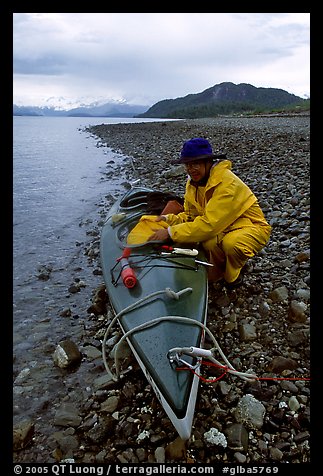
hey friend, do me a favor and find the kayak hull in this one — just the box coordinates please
[100,187,208,439]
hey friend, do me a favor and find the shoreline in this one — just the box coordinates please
[87,116,310,209]
[86,116,311,463]
[15,116,311,464]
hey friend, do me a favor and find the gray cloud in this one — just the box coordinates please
[13,13,310,107]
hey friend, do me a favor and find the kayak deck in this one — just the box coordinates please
[100,187,209,438]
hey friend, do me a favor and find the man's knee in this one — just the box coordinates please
[228,243,252,260]
[222,235,256,261]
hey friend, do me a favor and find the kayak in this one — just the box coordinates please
[100,186,209,440]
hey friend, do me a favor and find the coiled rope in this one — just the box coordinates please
[102,287,257,383]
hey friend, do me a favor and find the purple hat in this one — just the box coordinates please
[176,138,215,164]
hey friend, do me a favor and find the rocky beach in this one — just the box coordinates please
[13,115,311,466]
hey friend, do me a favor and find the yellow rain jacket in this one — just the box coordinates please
[166,160,270,242]
[165,160,271,282]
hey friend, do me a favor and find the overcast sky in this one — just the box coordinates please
[13,13,310,109]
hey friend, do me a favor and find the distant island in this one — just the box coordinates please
[13,82,310,118]
[136,82,310,119]
[12,103,148,118]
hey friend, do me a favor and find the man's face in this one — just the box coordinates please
[185,160,207,182]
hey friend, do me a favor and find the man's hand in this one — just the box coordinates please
[155,215,167,222]
[148,228,170,242]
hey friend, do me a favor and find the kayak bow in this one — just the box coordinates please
[100,187,209,440]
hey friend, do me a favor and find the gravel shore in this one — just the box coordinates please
[13,115,311,465]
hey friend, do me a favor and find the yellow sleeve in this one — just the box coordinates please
[165,186,200,225]
[165,211,191,225]
[169,172,256,243]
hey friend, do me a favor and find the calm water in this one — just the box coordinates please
[13,116,163,290]
[14,117,105,281]
[12,116,167,431]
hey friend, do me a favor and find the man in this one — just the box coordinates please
[148,137,271,287]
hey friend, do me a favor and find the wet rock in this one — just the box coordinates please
[87,284,107,315]
[267,356,298,373]
[234,452,247,463]
[49,428,79,457]
[235,394,266,430]
[82,345,102,361]
[165,437,187,460]
[204,427,227,447]
[224,423,248,451]
[269,446,284,461]
[288,395,300,411]
[287,328,309,347]
[268,286,289,302]
[37,264,53,281]
[86,415,116,444]
[13,419,35,450]
[154,446,166,463]
[100,395,120,413]
[239,322,257,341]
[53,339,82,369]
[54,403,82,427]
[288,300,308,322]
[93,373,116,390]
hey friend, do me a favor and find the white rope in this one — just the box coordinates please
[102,287,192,380]
[102,286,257,383]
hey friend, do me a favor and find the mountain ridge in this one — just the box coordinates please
[13,82,309,118]
[137,82,309,118]
[12,102,149,118]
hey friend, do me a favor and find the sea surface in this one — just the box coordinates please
[12,115,167,428]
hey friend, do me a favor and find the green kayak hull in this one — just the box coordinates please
[100,187,208,440]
